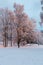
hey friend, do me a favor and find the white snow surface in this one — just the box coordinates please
[0,48,43,65]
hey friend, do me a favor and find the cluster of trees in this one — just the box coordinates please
[0,3,41,48]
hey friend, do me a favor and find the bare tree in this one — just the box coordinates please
[0,8,8,47]
[8,10,15,46]
[13,3,28,47]
[0,8,15,47]
[13,3,37,47]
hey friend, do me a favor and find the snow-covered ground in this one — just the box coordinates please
[0,48,43,65]
[21,44,43,48]
[0,42,43,48]
[0,42,43,65]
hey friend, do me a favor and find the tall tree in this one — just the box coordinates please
[0,8,15,47]
[0,8,8,47]
[13,3,28,47]
[13,3,37,47]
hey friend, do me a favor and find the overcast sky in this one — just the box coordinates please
[0,0,43,30]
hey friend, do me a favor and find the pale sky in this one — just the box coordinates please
[0,0,43,30]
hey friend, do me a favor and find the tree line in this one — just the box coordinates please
[0,3,41,48]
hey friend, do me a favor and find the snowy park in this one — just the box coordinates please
[0,0,43,65]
